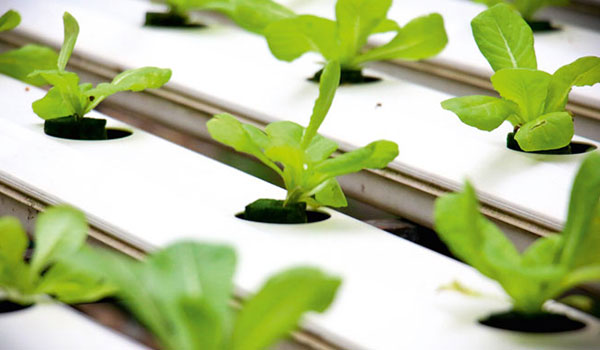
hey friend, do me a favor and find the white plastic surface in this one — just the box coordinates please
[2,75,600,349]
[0,303,149,350]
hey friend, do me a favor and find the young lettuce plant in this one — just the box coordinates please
[263,0,447,84]
[145,0,294,33]
[0,206,115,307]
[66,241,341,350]
[472,0,568,30]
[434,152,600,331]
[0,10,58,85]
[207,61,399,223]
[30,12,171,140]
[441,4,600,154]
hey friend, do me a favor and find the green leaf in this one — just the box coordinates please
[57,12,79,71]
[491,68,551,122]
[313,140,398,180]
[266,121,303,147]
[35,261,116,304]
[0,217,28,267]
[521,235,562,271]
[265,144,305,191]
[30,70,84,119]
[372,18,400,33]
[514,111,573,151]
[84,67,172,113]
[0,217,28,289]
[0,45,58,86]
[305,135,338,163]
[30,206,88,277]
[231,267,341,350]
[441,95,516,131]
[207,114,282,176]
[434,182,522,279]
[0,9,20,32]
[545,56,600,113]
[264,15,338,62]
[67,242,237,350]
[301,60,340,149]
[471,4,536,72]
[335,0,392,63]
[314,178,347,207]
[146,242,236,350]
[178,296,228,350]
[560,265,600,291]
[353,13,448,65]
[231,0,295,34]
[66,246,177,347]
[559,152,600,268]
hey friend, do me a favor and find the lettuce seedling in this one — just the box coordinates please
[66,241,341,350]
[472,0,568,30]
[435,152,600,315]
[145,0,294,33]
[30,12,171,140]
[263,0,447,83]
[0,10,58,85]
[207,61,399,223]
[441,4,600,153]
[0,206,115,306]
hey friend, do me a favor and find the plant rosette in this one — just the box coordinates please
[434,152,600,333]
[441,4,600,154]
[263,0,447,84]
[30,12,171,140]
[66,241,341,350]
[0,206,115,312]
[207,61,398,224]
[472,0,568,32]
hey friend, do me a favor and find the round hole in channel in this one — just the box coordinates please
[478,310,586,333]
[0,301,33,314]
[507,142,597,155]
[106,128,133,140]
[235,211,331,224]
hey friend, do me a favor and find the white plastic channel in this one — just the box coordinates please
[2,74,600,349]
[3,0,599,232]
[0,303,150,350]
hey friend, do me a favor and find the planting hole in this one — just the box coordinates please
[479,310,586,333]
[0,301,32,314]
[236,211,330,224]
[309,68,381,85]
[144,12,206,28]
[526,20,560,32]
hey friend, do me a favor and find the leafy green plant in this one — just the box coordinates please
[0,10,58,85]
[263,0,447,80]
[31,12,171,122]
[434,152,600,314]
[29,12,171,140]
[441,4,600,153]
[0,206,115,306]
[207,61,398,222]
[472,0,568,23]
[66,241,341,350]
[146,0,294,33]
